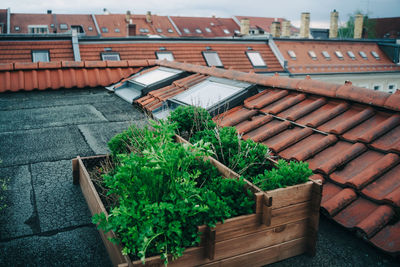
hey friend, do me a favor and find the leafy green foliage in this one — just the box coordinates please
[93,120,255,265]
[252,160,313,191]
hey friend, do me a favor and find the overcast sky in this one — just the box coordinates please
[3,0,400,28]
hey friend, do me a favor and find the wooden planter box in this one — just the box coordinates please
[72,151,322,267]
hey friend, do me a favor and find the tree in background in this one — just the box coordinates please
[338,11,376,39]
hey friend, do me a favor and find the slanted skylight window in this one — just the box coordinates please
[205,27,212,33]
[347,51,356,60]
[234,30,240,34]
[167,28,173,33]
[246,51,267,68]
[88,26,93,31]
[359,51,368,59]
[59,23,68,30]
[101,52,120,61]
[183,28,190,34]
[335,51,344,60]
[195,28,202,33]
[203,51,223,67]
[14,26,20,31]
[156,28,163,33]
[115,28,120,33]
[140,28,149,33]
[101,27,108,33]
[156,51,174,61]
[223,29,230,34]
[287,50,296,60]
[32,50,49,62]
[322,51,331,60]
[131,67,182,86]
[371,51,380,60]
[308,51,317,60]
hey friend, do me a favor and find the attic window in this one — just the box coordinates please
[14,26,20,31]
[205,27,212,33]
[156,51,174,61]
[347,51,356,59]
[183,28,190,34]
[322,51,331,60]
[59,24,68,30]
[32,50,50,62]
[308,51,317,60]
[101,27,108,33]
[101,52,120,61]
[88,26,93,31]
[131,67,182,86]
[359,51,368,59]
[371,51,380,60]
[156,28,163,33]
[223,29,230,34]
[167,28,173,33]
[195,28,202,33]
[140,28,149,33]
[246,51,267,68]
[335,51,344,60]
[115,28,120,33]
[287,50,296,60]
[203,51,223,67]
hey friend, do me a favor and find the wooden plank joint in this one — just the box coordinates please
[262,195,273,226]
[206,227,216,260]
[72,157,80,185]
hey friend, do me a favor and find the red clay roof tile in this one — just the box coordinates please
[370,221,400,255]
[244,119,291,143]
[235,115,273,135]
[370,125,400,153]
[333,198,379,228]
[336,84,389,108]
[321,187,357,217]
[354,204,395,239]
[260,93,306,114]
[383,91,400,112]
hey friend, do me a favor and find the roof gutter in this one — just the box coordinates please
[167,16,181,36]
[6,8,10,34]
[268,35,287,69]
[91,14,101,37]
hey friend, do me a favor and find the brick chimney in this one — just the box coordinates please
[281,20,291,37]
[270,21,281,37]
[146,11,152,23]
[354,13,363,39]
[329,10,339,38]
[240,18,250,35]
[125,11,131,23]
[300,12,310,38]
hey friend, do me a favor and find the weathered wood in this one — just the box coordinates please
[206,227,216,260]
[72,157,79,185]
[262,195,272,226]
[307,180,323,256]
[268,181,314,209]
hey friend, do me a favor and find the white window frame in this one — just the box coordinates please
[59,23,68,30]
[28,25,49,34]
[322,51,331,60]
[246,51,267,68]
[167,28,173,33]
[335,51,344,60]
[156,51,174,61]
[371,51,380,60]
[205,27,212,33]
[101,52,120,61]
[287,50,296,60]
[308,51,317,60]
[359,51,368,59]
[32,50,50,62]
[183,28,190,34]
[101,27,108,33]
[347,51,356,60]
[223,29,230,34]
[156,28,163,33]
[202,51,223,67]
[195,28,202,33]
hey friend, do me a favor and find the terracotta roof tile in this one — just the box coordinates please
[321,187,357,217]
[370,125,400,153]
[260,93,306,114]
[370,221,400,255]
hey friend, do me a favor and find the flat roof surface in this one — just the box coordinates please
[0,88,398,266]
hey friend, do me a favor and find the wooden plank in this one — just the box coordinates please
[200,237,307,267]
[72,157,79,185]
[206,227,216,260]
[262,195,272,226]
[307,180,323,256]
[268,181,314,209]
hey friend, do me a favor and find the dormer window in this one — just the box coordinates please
[371,51,380,60]
[347,51,356,60]
[335,51,344,60]
[14,26,20,31]
[359,51,368,59]
[88,26,93,31]
[287,50,296,60]
[322,51,331,60]
[114,28,120,33]
[308,51,317,60]
[32,50,49,62]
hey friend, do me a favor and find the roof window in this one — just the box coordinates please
[308,51,317,60]
[156,51,174,61]
[71,25,85,34]
[287,50,296,60]
[335,51,344,60]
[88,26,93,31]
[195,28,202,33]
[28,25,49,34]
[139,28,149,33]
[234,30,240,34]
[101,27,108,33]
[183,28,190,34]
[156,28,163,33]
[101,52,120,61]
[114,28,120,33]
[359,51,368,59]
[322,51,331,60]
[246,51,267,68]
[371,51,380,60]
[203,51,223,67]
[223,29,230,34]
[14,26,20,31]
[32,50,49,62]
[167,28,173,33]
[205,27,212,33]
[347,51,356,60]
[59,23,68,30]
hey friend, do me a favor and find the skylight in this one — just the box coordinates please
[359,51,368,59]
[322,51,331,60]
[203,51,223,67]
[101,53,120,61]
[140,28,149,33]
[183,28,190,34]
[32,50,49,62]
[246,51,267,67]
[205,27,212,33]
[371,51,380,60]
[130,67,182,86]
[167,28,173,33]
[156,51,174,61]
[195,28,202,33]
[223,29,230,34]
[101,27,108,33]
[347,51,356,59]
[156,28,163,33]
[287,50,296,60]
[335,51,344,60]
[308,51,317,60]
[88,26,93,31]
[234,30,240,34]
[115,28,120,33]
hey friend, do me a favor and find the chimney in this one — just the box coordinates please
[47,10,52,14]
[281,20,291,37]
[329,10,339,38]
[146,11,152,23]
[125,11,131,23]
[300,12,310,38]
[103,8,110,15]
[270,21,281,37]
[354,13,363,39]
[240,18,250,35]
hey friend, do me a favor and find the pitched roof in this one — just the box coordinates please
[275,40,400,74]
[79,41,283,72]
[10,13,53,33]
[135,60,400,255]
[170,16,239,37]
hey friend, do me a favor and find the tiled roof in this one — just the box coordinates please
[170,16,239,37]
[10,13,53,34]
[0,60,153,93]
[56,14,99,36]
[136,60,400,255]
[0,40,74,63]
[0,9,7,34]
[276,40,400,74]
[79,42,283,72]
